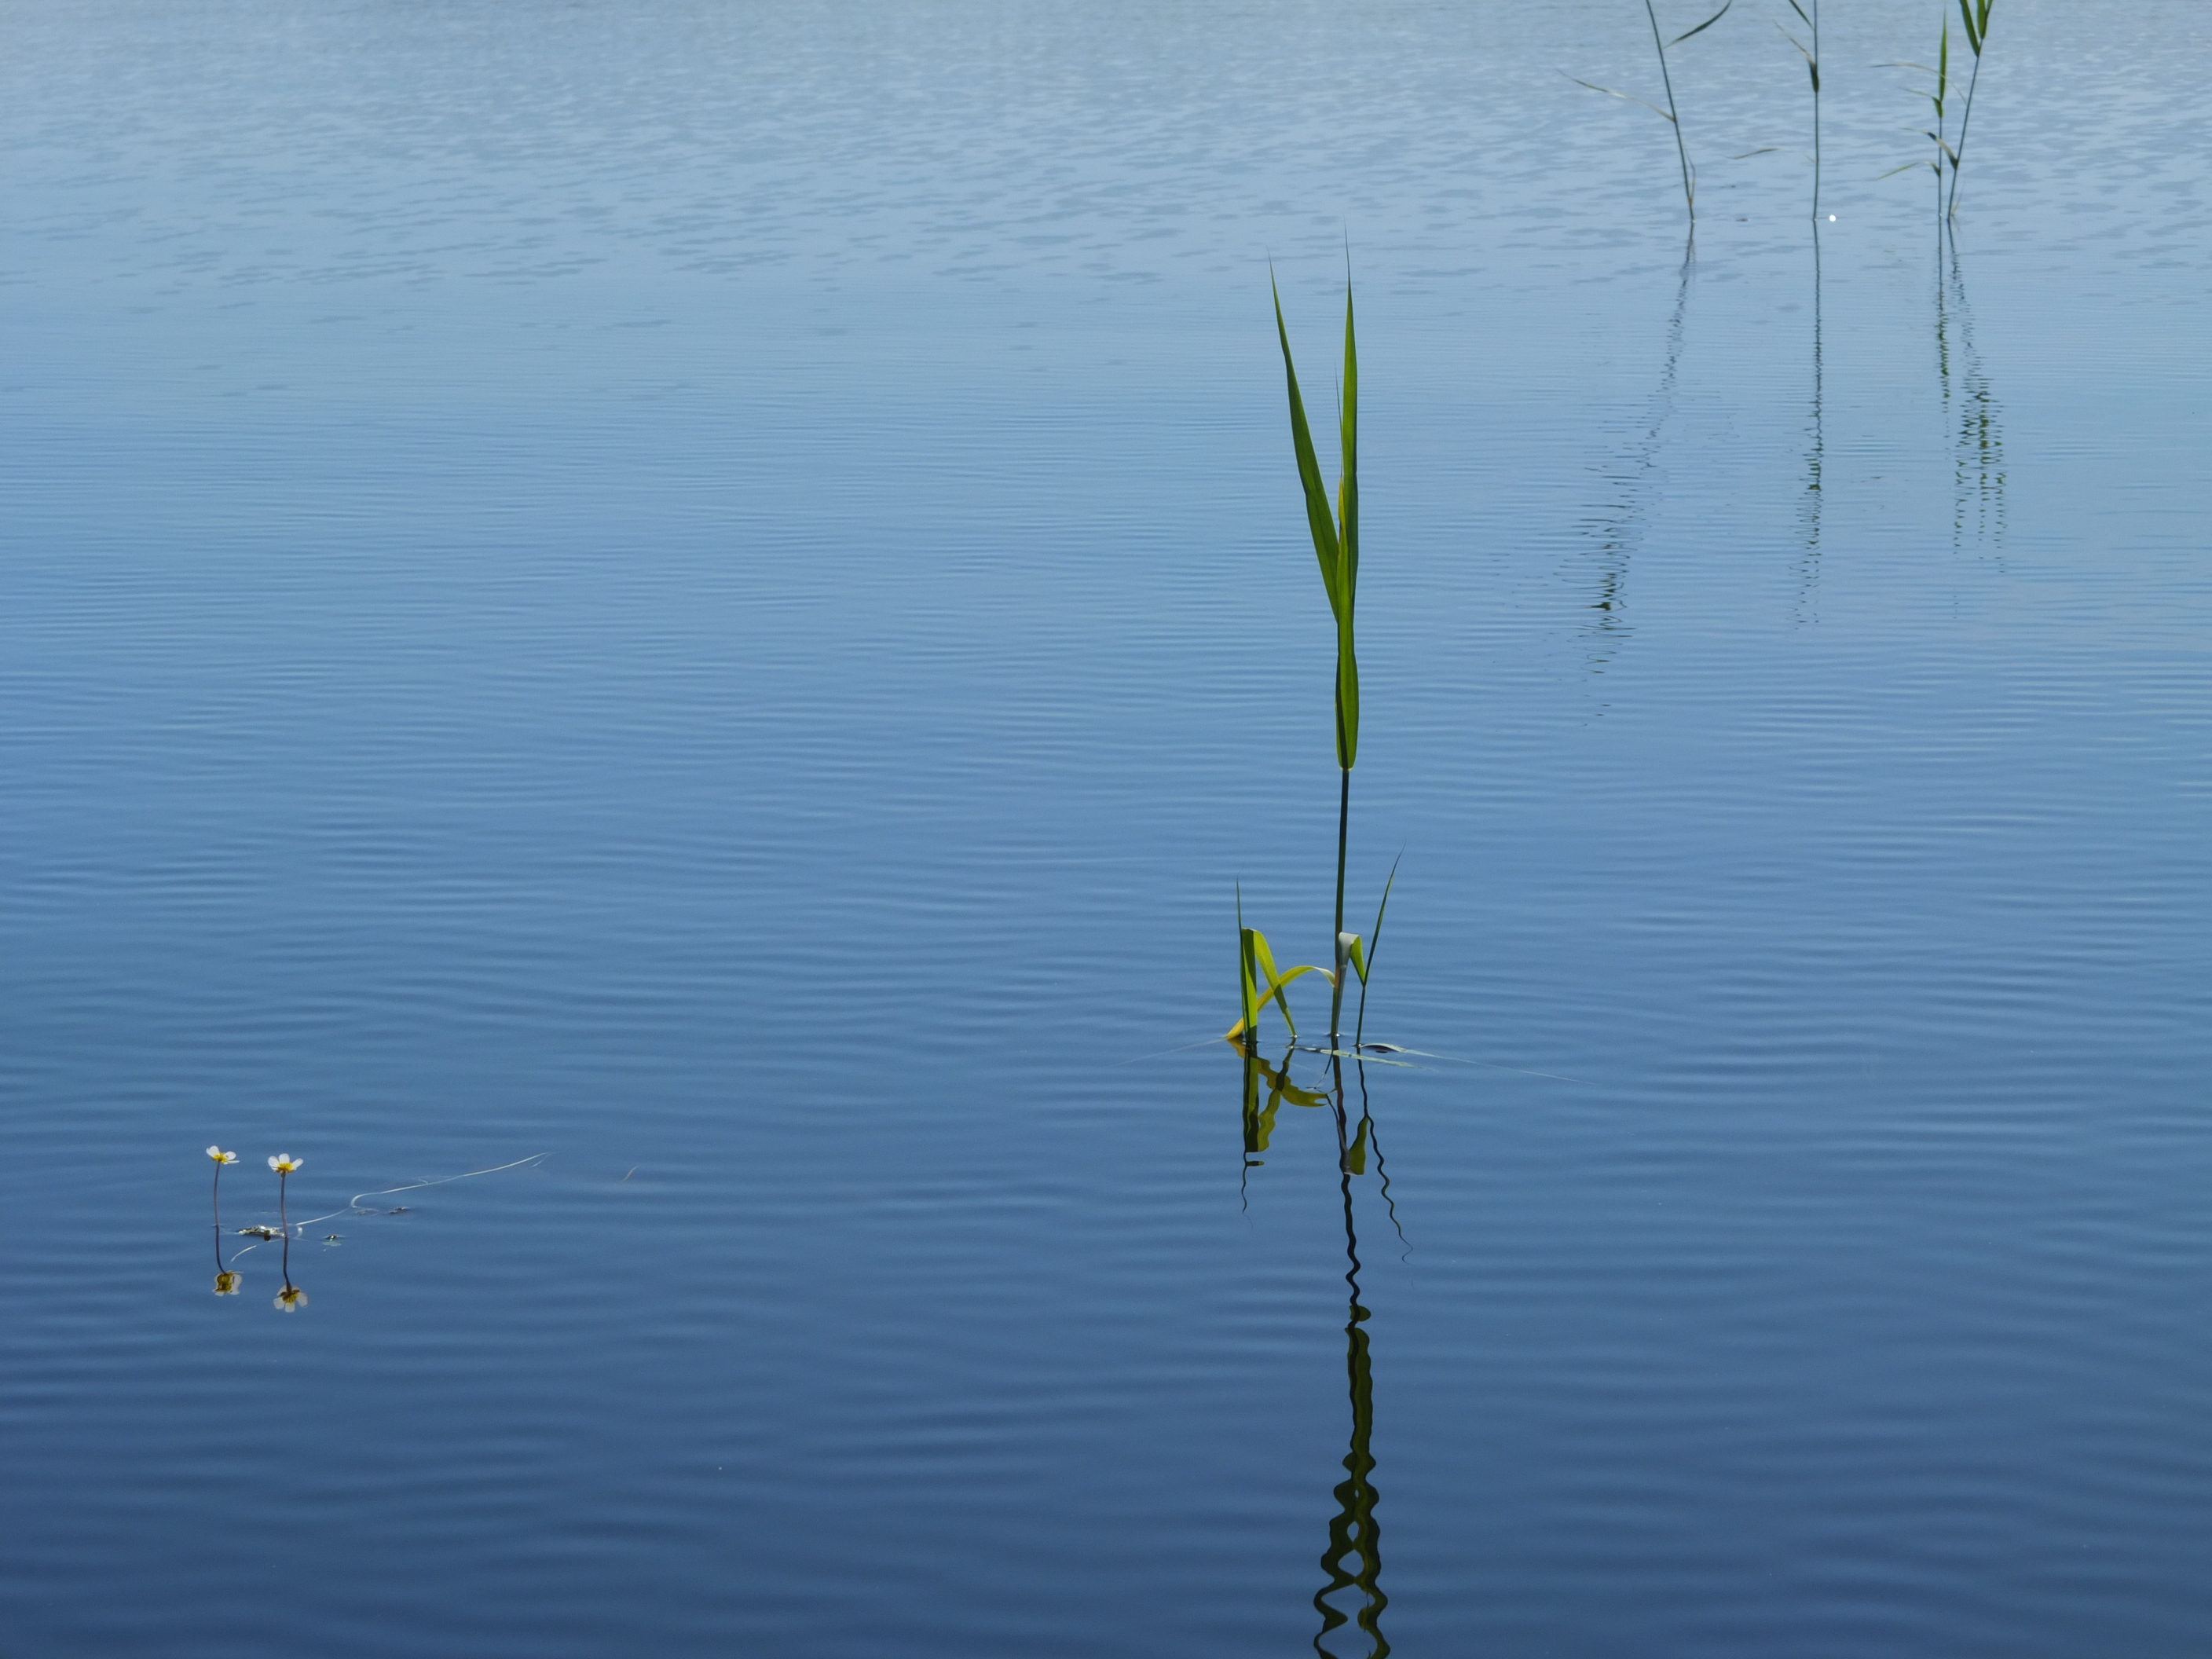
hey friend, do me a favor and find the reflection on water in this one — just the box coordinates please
[1798,222,1825,617]
[1939,247,2006,550]
[203,1153,544,1313]
[1577,237,1694,676]
[10,0,2209,1650]
[1313,1056,1387,1659]
[1237,1041,1391,1657]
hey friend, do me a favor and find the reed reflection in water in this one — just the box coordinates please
[1797,218,1825,621]
[1938,246,2005,551]
[1577,235,1694,677]
[1237,1041,1393,1657]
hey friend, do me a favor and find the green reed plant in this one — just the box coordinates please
[1573,0,1734,225]
[1229,884,1329,1044]
[1778,0,1822,218]
[1350,855,1399,1051]
[1881,13,1954,221]
[1946,0,1997,219]
[1271,269,1362,1039]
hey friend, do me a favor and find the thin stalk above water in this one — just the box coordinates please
[1572,1,1732,226]
[1646,0,1696,221]
[1272,269,1361,1038]
[1946,0,1997,221]
[1780,0,1822,218]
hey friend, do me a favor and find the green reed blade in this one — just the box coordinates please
[1566,75,1678,124]
[1336,283,1360,771]
[1671,0,1734,48]
[1271,274,1343,618]
[1947,0,1994,219]
[1351,854,1401,1050]
[1250,926,1300,1035]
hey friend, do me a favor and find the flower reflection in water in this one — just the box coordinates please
[196,1148,545,1313]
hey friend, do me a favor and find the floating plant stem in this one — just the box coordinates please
[207,1146,240,1295]
[269,1152,302,1240]
[207,1144,236,1229]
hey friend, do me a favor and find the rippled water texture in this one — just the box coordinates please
[5,2,2210,1654]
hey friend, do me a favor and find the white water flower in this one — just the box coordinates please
[207,1146,237,1165]
[268,1154,302,1174]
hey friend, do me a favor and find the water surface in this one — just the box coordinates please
[5,2,2210,1654]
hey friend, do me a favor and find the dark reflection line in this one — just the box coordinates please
[1313,1053,1388,1657]
[1796,218,1825,621]
[1938,242,2005,553]
[1577,234,1694,679]
[1357,1059,1409,1256]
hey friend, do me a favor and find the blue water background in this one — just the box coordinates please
[5,2,2210,1653]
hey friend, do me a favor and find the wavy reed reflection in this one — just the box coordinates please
[1313,1054,1388,1658]
[1939,247,2006,551]
[1236,1040,1392,1657]
[1797,221,1825,618]
[1577,236,1694,676]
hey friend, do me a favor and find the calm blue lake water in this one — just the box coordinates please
[6,2,2210,1653]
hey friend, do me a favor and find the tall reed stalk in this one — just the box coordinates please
[1883,12,1955,225]
[1946,0,1997,220]
[1271,273,1360,1039]
[1779,0,1821,218]
[1929,18,1952,222]
[1571,1,1732,226]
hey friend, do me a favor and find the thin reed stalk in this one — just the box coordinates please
[1646,0,1697,221]
[1780,0,1821,218]
[1570,2,1732,226]
[1947,0,1996,220]
[1272,269,1361,1038]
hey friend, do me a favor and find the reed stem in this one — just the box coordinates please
[1947,46,1983,221]
[1811,0,1821,220]
[1331,761,1350,1040]
[1646,0,1696,222]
